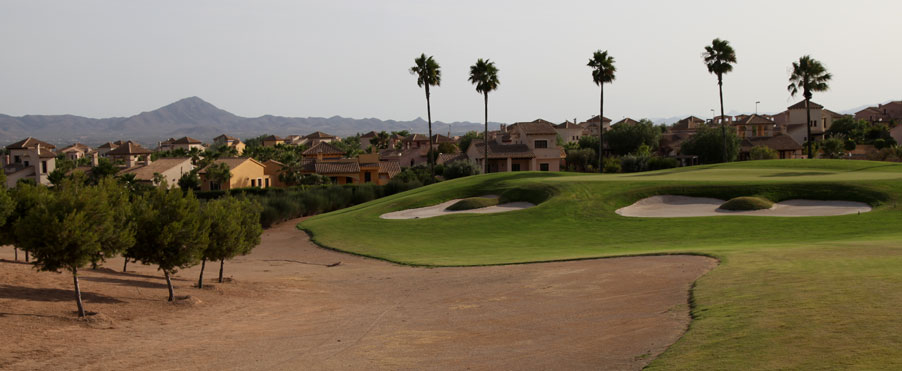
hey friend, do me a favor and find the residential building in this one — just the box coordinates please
[670,116,707,133]
[303,141,345,160]
[740,135,803,160]
[58,143,92,161]
[262,159,287,188]
[117,157,194,188]
[772,100,842,145]
[304,131,339,146]
[213,134,246,154]
[300,153,400,185]
[555,120,583,144]
[96,140,124,156]
[732,114,779,139]
[170,136,205,151]
[199,157,270,191]
[579,115,613,137]
[262,135,286,147]
[2,137,56,187]
[854,101,902,123]
[612,117,641,127]
[466,119,565,172]
[106,141,153,167]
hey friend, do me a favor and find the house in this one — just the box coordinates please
[854,101,902,123]
[213,134,246,155]
[740,134,803,160]
[58,143,92,161]
[117,157,194,188]
[578,115,613,137]
[303,141,345,160]
[300,153,400,185]
[199,157,270,191]
[772,100,841,145]
[262,159,287,188]
[96,140,125,156]
[555,120,583,144]
[2,137,57,187]
[466,119,565,172]
[157,138,176,152]
[262,135,286,147]
[671,116,707,133]
[359,131,378,149]
[732,114,779,139]
[304,131,339,146]
[170,136,205,151]
[612,117,641,127]
[400,134,431,150]
[106,141,153,167]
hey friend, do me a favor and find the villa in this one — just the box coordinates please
[2,137,57,187]
[117,157,194,188]
[199,157,270,191]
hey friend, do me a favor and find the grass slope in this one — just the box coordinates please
[445,197,499,211]
[300,160,902,368]
[719,196,774,210]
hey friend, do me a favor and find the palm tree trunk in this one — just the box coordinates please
[806,97,813,158]
[598,84,605,173]
[73,267,86,317]
[219,258,225,283]
[425,86,435,178]
[197,257,206,289]
[164,270,174,302]
[718,76,727,163]
[484,92,489,174]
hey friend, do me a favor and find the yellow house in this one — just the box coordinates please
[263,159,287,188]
[213,134,246,155]
[199,157,270,191]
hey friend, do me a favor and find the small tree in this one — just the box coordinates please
[3,181,48,261]
[205,162,232,189]
[197,196,263,287]
[443,160,480,180]
[0,171,15,259]
[681,126,741,164]
[16,178,134,317]
[132,186,209,301]
[821,137,846,159]
[749,145,778,160]
[605,119,661,156]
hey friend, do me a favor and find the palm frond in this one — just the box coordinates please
[587,50,616,86]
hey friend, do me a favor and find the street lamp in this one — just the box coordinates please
[755,101,761,115]
[710,109,715,124]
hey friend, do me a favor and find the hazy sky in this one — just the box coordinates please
[1,0,900,124]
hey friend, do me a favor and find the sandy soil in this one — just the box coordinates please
[380,195,535,219]
[0,219,715,370]
[616,195,872,218]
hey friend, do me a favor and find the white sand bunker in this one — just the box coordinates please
[616,195,872,218]
[380,195,535,220]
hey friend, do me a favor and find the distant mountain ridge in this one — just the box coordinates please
[0,97,492,147]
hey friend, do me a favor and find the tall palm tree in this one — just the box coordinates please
[468,59,500,174]
[703,38,737,163]
[587,50,616,172]
[788,55,832,159]
[410,53,441,177]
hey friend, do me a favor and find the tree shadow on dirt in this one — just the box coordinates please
[0,285,124,304]
[80,276,168,289]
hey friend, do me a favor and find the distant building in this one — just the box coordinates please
[199,157,270,191]
[106,141,153,168]
[262,135,286,147]
[854,101,902,123]
[58,143,92,161]
[118,157,194,188]
[170,136,205,151]
[554,120,583,144]
[772,100,842,145]
[2,137,56,187]
[466,119,565,172]
[213,134,246,155]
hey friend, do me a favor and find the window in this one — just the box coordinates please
[534,140,548,148]
[13,155,20,164]
[258,178,263,187]
[512,164,521,171]
[211,181,221,191]
[540,163,550,171]
[345,177,353,184]
[265,178,270,187]
[364,172,372,182]
[330,177,338,183]
[41,161,47,174]
[251,179,256,187]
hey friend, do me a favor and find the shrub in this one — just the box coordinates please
[443,160,480,179]
[749,145,778,160]
[680,126,741,163]
[446,197,499,211]
[620,155,649,173]
[719,196,774,211]
[646,156,679,171]
[603,157,621,173]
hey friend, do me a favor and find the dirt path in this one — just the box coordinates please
[0,219,715,370]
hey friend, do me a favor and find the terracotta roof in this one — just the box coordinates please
[106,141,152,156]
[303,141,345,156]
[314,160,360,174]
[741,134,802,151]
[160,138,176,145]
[60,143,91,153]
[361,131,378,138]
[118,158,193,181]
[378,149,403,159]
[378,161,401,178]
[511,119,558,135]
[172,136,203,144]
[437,153,468,164]
[580,115,612,125]
[198,157,262,173]
[263,135,284,141]
[555,121,581,129]
[613,118,641,127]
[671,116,706,131]
[6,137,56,150]
[214,134,239,141]
[404,134,430,142]
[788,100,824,110]
[97,141,120,149]
[471,142,535,158]
[857,107,883,115]
[823,109,845,118]
[733,114,775,126]
[305,131,336,139]
[431,134,456,143]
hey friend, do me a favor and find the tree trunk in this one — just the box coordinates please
[218,259,225,283]
[598,84,605,173]
[484,92,489,174]
[24,249,29,262]
[425,86,435,179]
[718,76,727,163]
[197,258,206,289]
[806,97,813,159]
[123,258,128,272]
[164,270,174,302]
[14,247,17,261]
[73,267,86,318]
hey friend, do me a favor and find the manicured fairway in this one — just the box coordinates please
[300,160,902,369]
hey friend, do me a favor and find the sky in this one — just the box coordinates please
[1,0,900,124]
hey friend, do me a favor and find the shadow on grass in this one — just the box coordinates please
[0,285,124,304]
[760,171,834,177]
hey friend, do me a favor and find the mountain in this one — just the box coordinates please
[0,97,491,147]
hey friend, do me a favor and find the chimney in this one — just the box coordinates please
[145,155,153,166]
[91,152,99,167]
[127,155,137,168]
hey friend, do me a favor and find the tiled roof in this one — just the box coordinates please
[263,135,284,141]
[613,118,641,127]
[6,137,56,150]
[60,143,91,152]
[404,134,430,142]
[303,141,345,156]
[741,134,802,151]
[198,157,262,173]
[437,153,468,164]
[214,134,239,141]
[97,141,120,149]
[471,142,535,158]
[378,161,401,178]
[431,134,456,143]
[733,114,775,125]
[106,141,152,156]
[360,131,378,138]
[788,100,824,110]
[512,119,558,135]
[314,160,360,174]
[172,136,203,144]
[580,115,612,125]
[823,109,844,118]
[672,116,706,131]
[305,131,336,139]
[555,121,581,129]
[118,158,193,181]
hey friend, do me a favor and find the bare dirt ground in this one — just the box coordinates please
[0,219,715,370]
[616,195,872,218]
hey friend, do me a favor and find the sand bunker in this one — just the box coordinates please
[617,195,872,218]
[380,195,535,219]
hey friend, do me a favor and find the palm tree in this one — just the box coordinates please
[468,59,500,174]
[410,53,442,177]
[788,55,832,159]
[703,38,737,163]
[587,50,616,172]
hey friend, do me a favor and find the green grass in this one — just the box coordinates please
[719,196,774,211]
[445,196,499,211]
[299,159,902,368]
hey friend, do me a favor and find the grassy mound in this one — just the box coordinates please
[719,196,774,211]
[445,197,499,211]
